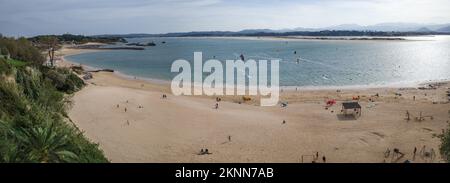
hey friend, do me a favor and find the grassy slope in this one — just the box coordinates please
[7,58,28,67]
[0,57,108,163]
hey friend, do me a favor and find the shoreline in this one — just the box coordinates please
[146,35,449,42]
[60,45,450,163]
[60,45,449,93]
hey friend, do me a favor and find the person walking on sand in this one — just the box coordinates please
[117,104,119,108]
[215,103,219,109]
[322,156,326,163]
[124,107,127,112]
[413,147,417,160]
[228,135,231,142]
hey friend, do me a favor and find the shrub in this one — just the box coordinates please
[0,36,45,65]
[440,123,450,162]
[1,36,105,163]
[0,57,12,75]
[1,65,107,163]
[0,81,27,119]
[42,67,85,94]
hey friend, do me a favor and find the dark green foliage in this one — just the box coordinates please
[1,46,8,56]
[0,36,45,65]
[0,118,108,163]
[15,68,42,101]
[42,67,85,94]
[29,34,126,45]
[0,81,27,120]
[440,123,450,162]
[0,57,12,75]
[0,61,107,163]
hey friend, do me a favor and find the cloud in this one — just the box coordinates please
[0,0,449,36]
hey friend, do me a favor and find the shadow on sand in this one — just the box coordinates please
[336,114,357,121]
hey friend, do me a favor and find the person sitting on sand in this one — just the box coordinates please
[282,120,286,124]
[393,148,404,157]
[198,149,208,155]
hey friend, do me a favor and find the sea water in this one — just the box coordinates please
[65,36,450,88]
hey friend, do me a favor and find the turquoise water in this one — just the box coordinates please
[66,36,450,87]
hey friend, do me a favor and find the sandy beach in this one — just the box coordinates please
[60,46,450,163]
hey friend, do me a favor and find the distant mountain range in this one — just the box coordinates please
[238,23,450,33]
[436,25,450,32]
[95,22,450,38]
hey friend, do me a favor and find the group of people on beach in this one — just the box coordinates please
[311,152,327,163]
[199,149,212,155]
[115,99,147,126]
[384,145,436,163]
[198,136,232,156]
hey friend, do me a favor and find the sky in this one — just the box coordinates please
[0,0,449,36]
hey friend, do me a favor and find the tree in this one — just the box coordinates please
[38,36,58,67]
[0,36,45,65]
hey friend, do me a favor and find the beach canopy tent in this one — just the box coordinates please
[341,102,362,117]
